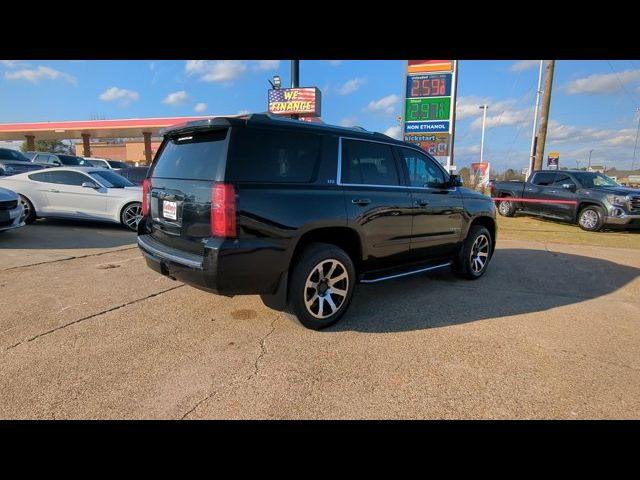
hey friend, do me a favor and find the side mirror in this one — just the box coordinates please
[448,174,464,187]
[82,181,99,189]
[52,160,62,166]
[562,183,576,191]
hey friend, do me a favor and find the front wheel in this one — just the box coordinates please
[121,202,143,231]
[288,243,356,330]
[19,195,36,224]
[454,225,493,280]
[577,205,605,232]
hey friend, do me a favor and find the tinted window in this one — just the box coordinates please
[573,172,620,188]
[57,155,85,166]
[227,127,321,183]
[0,148,30,161]
[48,171,89,186]
[341,139,400,186]
[24,152,37,161]
[89,170,134,188]
[108,161,130,169]
[29,171,53,183]
[152,129,228,180]
[399,147,447,187]
[121,168,147,184]
[532,172,556,186]
[552,173,576,187]
[86,159,107,167]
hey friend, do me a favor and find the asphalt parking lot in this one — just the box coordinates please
[1,218,639,419]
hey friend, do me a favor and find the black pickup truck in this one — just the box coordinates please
[492,169,640,231]
[137,113,497,330]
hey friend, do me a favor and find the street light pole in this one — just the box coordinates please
[479,104,488,164]
[291,60,300,120]
[632,107,640,171]
[588,149,594,171]
[528,60,544,176]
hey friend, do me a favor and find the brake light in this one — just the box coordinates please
[211,183,236,238]
[142,178,150,216]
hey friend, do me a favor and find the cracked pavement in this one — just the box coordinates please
[1,220,639,419]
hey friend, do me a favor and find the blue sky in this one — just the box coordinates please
[1,59,640,171]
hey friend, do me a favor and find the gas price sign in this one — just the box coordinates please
[406,73,451,98]
[405,97,451,122]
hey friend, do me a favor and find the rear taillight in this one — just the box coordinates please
[211,183,236,238]
[142,178,150,216]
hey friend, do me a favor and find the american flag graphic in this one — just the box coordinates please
[268,88,318,115]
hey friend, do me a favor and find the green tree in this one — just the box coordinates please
[504,168,517,181]
[21,139,70,154]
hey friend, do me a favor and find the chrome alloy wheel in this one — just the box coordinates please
[122,203,143,231]
[498,200,512,215]
[19,196,30,223]
[470,234,490,274]
[579,209,598,230]
[304,259,349,319]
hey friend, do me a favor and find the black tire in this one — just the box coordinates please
[120,202,143,231]
[496,198,516,217]
[18,195,36,224]
[577,205,605,232]
[288,242,356,330]
[454,225,493,280]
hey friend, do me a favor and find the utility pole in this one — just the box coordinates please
[291,60,300,120]
[588,149,594,171]
[534,60,555,171]
[632,107,640,171]
[528,60,544,176]
[479,104,488,163]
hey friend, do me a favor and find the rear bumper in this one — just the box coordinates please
[137,229,289,296]
[0,204,25,232]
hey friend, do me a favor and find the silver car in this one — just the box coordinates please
[0,186,25,233]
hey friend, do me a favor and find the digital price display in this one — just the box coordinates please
[406,73,452,98]
[405,97,451,122]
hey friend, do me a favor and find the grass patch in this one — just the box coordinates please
[497,214,640,250]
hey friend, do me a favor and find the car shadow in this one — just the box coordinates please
[0,218,135,250]
[331,248,639,333]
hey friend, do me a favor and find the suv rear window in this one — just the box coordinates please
[227,127,321,183]
[151,129,228,180]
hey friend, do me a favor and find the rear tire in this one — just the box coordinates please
[288,242,356,330]
[454,225,493,280]
[19,195,36,224]
[497,198,516,217]
[121,202,143,231]
[577,205,605,232]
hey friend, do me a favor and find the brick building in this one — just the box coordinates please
[75,140,162,164]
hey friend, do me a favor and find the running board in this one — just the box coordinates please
[360,262,452,284]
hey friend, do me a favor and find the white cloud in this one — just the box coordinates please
[185,60,247,84]
[384,125,401,139]
[509,60,540,72]
[98,86,140,105]
[470,107,532,130]
[328,60,342,66]
[336,77,367,95]
[194,102,207,113]
[339,116,358,127]
[5,65,76,85]
[254,60,280,70]
[456,96,517,121]
[1,60,20,68]
[364,94,400,115]
[563,69,640,95]
[163,90,189,106]
[149,62,155,71]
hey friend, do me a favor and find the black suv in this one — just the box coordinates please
[138,114,496,329]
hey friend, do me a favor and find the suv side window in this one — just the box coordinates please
[399,147,447,188]
[227,127,321,183]
[531,172,555,186]
[341,139,400,186]
[47,171,89,186]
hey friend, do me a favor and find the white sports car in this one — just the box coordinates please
[0,166,143,231]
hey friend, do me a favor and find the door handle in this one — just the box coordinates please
[525,187,535,191]
[351,198,371,206]
[49,189,60,193]
[415,199,429,207]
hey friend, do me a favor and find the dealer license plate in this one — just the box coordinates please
[163,200,177,220]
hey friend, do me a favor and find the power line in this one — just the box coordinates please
[606,60,640,109]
